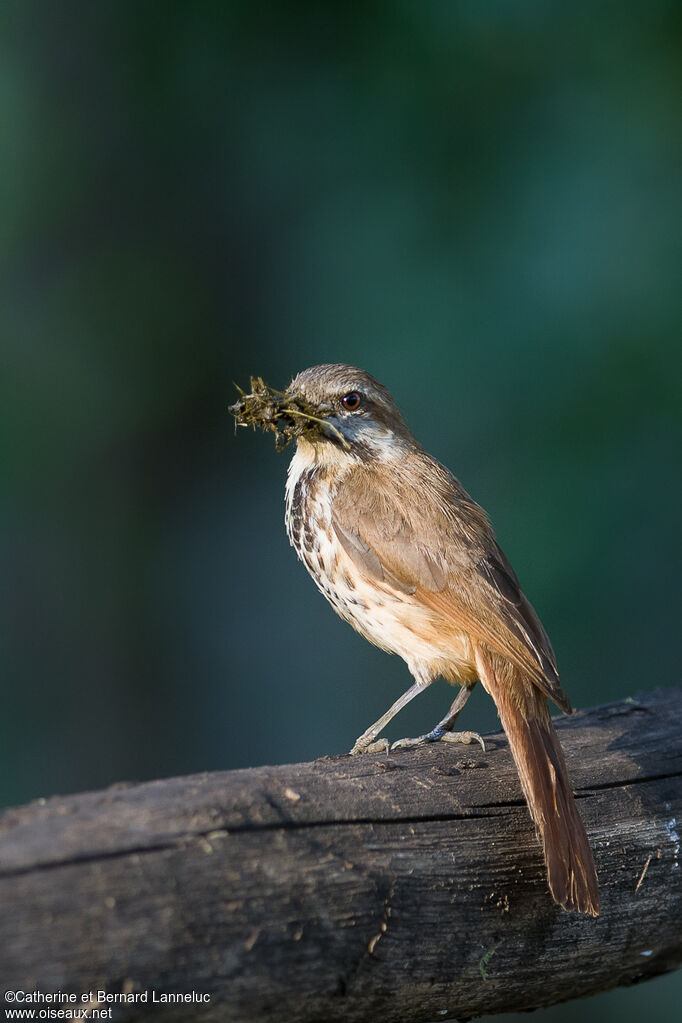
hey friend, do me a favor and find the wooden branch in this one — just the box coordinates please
[1,689,681,1022]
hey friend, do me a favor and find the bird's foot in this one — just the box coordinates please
[349,734,391,755]
[391,727,486,753]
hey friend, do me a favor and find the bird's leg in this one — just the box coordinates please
[350,677,432,755]
[391,683,485,752]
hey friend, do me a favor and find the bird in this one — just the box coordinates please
[280,363,599,916]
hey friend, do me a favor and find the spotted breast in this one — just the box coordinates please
[284,440,459,673]
[284,447,371,633]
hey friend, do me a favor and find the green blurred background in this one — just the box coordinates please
[1,1,680,1019]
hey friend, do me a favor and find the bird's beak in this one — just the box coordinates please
[231,376,352,453]
[284,394,351,451]
[319,413,351,447]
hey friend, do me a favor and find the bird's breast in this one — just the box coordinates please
[284,445,476,682]
[285,452,366,622]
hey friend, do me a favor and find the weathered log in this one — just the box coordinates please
[0,689,680,1022]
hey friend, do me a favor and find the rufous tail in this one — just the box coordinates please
[475,645,599,916]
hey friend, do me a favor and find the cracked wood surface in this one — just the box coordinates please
[0,689,681,1022]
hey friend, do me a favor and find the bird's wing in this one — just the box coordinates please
[331,463,571,713]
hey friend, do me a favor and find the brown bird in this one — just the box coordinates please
[280,363,599,916]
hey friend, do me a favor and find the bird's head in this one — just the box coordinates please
[286,364,414,462]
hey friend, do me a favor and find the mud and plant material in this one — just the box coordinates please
[230,376,349,451]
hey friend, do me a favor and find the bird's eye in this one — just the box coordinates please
[341,391,362,411]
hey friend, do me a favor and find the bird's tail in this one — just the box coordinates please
[475,645,599,916]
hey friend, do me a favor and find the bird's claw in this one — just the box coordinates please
[391,730,486,753]
[349,736,391,755]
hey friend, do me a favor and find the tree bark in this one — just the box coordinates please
[1,689,681,1022]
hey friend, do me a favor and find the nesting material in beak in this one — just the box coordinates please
[230,376,350,451]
